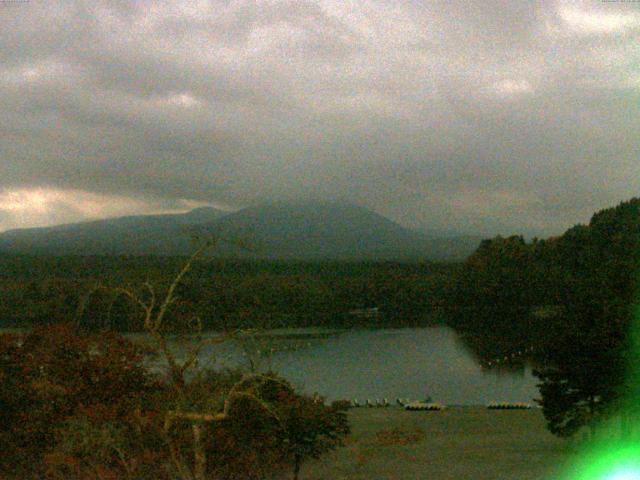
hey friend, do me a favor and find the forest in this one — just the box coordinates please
[1,197,640,478]
[0,256,457,331]
[448,198,640,437]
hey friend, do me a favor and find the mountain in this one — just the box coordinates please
[0,207,226,256]
[199,202,479,261]
[0,202,479,260]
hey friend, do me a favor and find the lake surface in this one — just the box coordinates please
[144,327,540,405]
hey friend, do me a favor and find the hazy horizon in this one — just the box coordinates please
[0,200,484,238]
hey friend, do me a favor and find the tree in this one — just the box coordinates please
[195,372,349,480]
[534,198,640,438]
[0,238,352,478]
[113,237,351,479]
[280,395,350,480]
[534,317,626,437]
[445,235,549,363]
[0,323,159,477]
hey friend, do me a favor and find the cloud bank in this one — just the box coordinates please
[1,0,638,235]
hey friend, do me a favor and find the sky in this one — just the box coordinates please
[0,0,639,236]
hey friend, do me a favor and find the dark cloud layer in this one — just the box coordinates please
[1,0,639,235]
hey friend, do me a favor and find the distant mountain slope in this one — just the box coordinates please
[201,202,479,261]
[0,202,479,260]
[0,207,226,256]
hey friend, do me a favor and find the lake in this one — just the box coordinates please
[142,327,540,405]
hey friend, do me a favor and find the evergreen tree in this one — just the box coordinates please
[534,198,640,437]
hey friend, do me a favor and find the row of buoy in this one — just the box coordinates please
[350,399,532,410]
[484,346,536,367]
[404,401,445,411]
[486,402,532,410]
[350,397,435,409]
[350,398,390,408]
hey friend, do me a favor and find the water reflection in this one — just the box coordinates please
[141,327,540,405]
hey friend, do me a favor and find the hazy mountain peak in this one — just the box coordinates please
[0,202,478,260]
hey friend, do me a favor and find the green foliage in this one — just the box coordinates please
[533,199,640,437]
[445,235,553,363]
[534,323,626,437]
[447,198,640,437]
[0,257,456,330]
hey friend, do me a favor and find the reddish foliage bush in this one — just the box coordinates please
[1,325,350,479]
[201,374,350,480]
[0,324,162,477]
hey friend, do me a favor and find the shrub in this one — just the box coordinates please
[201,373,350,480]
[1,327,350,479]
[0,324,160,477]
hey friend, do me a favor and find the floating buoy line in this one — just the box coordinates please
[482,345,536,367]
[403,401,445,411]
[486,402,532,410]
[350,397,443,410]
[348,398,533,411]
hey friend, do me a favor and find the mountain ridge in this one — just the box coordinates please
[0,202,480,261]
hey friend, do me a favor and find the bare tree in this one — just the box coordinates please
[114,237,289,480]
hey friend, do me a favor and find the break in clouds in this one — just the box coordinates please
[0,0,639,236]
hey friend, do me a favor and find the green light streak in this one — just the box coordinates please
[559,300,640,480]
[565,442,640,479]
[607,471,640,480]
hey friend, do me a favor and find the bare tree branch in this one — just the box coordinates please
[109,235,272,480]
[73,281,103,328]
[154,240,215,332]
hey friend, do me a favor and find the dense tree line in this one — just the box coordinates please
[448,198,640,437]
[0,256,458,331]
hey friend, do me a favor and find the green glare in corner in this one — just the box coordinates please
[567,443,640,479]
[561,301,640,480]
[607,472,640,480]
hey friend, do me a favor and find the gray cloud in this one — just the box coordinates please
[0,0,639,235]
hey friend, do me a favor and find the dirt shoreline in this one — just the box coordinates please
[303,406,576,480]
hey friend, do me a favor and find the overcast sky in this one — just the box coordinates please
[0,0,638,236]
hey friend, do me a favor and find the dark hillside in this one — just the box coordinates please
[0,202,479,261]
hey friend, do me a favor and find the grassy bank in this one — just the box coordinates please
[302,406,576,480]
